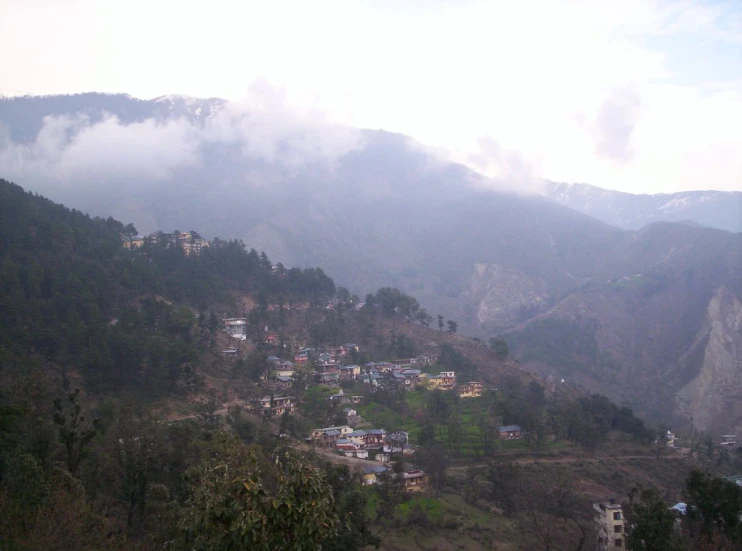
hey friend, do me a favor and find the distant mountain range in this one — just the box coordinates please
[543,181,742,233]
[1,92,741,436]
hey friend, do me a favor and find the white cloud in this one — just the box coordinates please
[0,80,364,193]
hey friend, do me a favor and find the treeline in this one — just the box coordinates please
[499,380,654,451]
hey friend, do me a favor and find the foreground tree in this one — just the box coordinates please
[176,433,342,550]
[627,487,685,551]
[683,469,742,547]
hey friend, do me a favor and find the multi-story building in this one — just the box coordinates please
[457,381,483,398]
[223,318,247,340]
[427,371,456,391]
[593,499,626,550]
[252,396,296,416]
[122,236,145,249]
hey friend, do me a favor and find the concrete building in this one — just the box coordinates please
[457,381,483,398]
[593,499,626,550]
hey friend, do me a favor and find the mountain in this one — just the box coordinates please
[0,92,225,143]
[506,222,742,435]
[543,181,742,233]
[1,93,740,435]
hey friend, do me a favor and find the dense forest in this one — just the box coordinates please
[0,179,334,394]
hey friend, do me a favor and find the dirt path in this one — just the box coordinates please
[447,452,691,471]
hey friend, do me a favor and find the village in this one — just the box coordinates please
[220,316,526,494]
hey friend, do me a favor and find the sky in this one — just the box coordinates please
[0,0,740,193]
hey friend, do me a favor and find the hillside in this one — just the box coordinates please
[507,222,742,434]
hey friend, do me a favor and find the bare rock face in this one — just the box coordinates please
[676,286,742,435]
[463,263,549,330]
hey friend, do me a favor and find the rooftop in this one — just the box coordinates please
[500,425,522,432]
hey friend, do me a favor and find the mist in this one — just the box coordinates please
[0,83,366,207]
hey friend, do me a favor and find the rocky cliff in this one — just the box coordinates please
[677,286,742,436]
[505,224,742,434]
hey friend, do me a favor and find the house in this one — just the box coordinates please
[252,396,296,416]
[349,429,386,448]
[721,434,738,447]
[334,438,359,452]
[122,236,145,249]
[329,389,351,404]
[181,237,209,256]
[221,347,238,356]
[362,465,388,486]
[593,500,625,550]
[315,371,339,386]
[392,372,417,390]
[311,425,353,440]
[264,333,280,346]
[318,353,337,365]
[376,453,391,463]
[361,370,382,386]
[402,470,429,492]
[351,395,364,404]
[343,449,369,459]
[343,343,359,353]
[340,365,361,379]
[499,424,523,440]
[319,430,342,448]
[457,381,483,398]
[415,353,432,365]
[428,371,456,391]
[274,376,293,390]
[375,362,393,372]
[222,318,247,340]
[271,364,295,378]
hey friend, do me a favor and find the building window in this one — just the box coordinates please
[614,525,622,533]
[615,538,623,547]
[613,512,622,521]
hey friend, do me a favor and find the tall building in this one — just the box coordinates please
[593,499,626,550]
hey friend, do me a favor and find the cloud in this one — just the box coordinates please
[204,79,364,168]
[0,79,364,195]
[593,87,642,163]
[463,136,543,194]
[0,115,200,190]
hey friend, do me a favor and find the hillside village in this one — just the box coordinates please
[221,316,507,492]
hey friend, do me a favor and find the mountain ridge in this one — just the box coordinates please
[543,181,742,233]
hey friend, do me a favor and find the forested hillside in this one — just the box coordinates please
[0,178,334,395]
